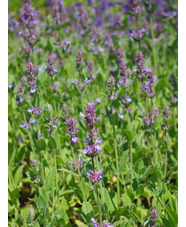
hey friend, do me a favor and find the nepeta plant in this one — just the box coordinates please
[8,0,178,226]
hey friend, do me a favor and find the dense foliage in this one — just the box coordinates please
[8,0,178,226]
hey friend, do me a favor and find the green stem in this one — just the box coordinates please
[112,123,120,207]
[23,111,38,159]
[81,91,84,113]
[164,132,168,179]
[54,149,59,202]
[40,151,45,188]
[150,16,158,77]
[51,76,57,114]
[73,147,87,206]
[96,186,103,227]
[145,96,149,119]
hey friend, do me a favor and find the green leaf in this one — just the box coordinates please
[59,168,78,177]
[14,165,24,187]
[109,189,118,211]
[82,201,93,215]
[56,208,69,223]
[101,188,111,214]
[81,201,94,224]
[119,150,129,174]
[45,168,55,191]
[61,199,68,210]
[48,210,59,227]
[48,137,57,149]
[128,209,142,223]
[140,165,152,180]
[137,184,144,195]
[132,178,138,191]
[124,129,133,141]
[122,192,132,207]
[35,139,46,151]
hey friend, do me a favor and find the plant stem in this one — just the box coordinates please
[150,16,158,77]
[73,147,87,206]
[40,151,45,188]
[164,132,168,179]
[54,149,59,202]
[51,76,57,114]
[96,186,103,227]
[112,123,120,207]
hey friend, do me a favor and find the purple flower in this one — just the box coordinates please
[28,106,34,113]
[20,122,26,128]
[70,135,79,145]
[78,158,83,168]
[163,106,170,120]
[136,51,145,71]
[69,161,78,170]
[16,96,23,105]
[83,137,103,155]
[118,112,125,119]
[86,168,103,183]
[29,119,35,124]
[30,85,37,94]
[121,95,132,104]
[8,83,15,89]
[64,117,79,135]
[151,108,159,117]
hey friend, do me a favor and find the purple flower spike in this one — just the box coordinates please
[118,112,125,119]
[86,168,103,183]
[28,106,34,113]
[20,122,26,128]
[78,158,83,168]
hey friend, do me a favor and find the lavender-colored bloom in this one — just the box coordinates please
[118,112,125,119]
[50,81,58,91]
[149,208,159,226]
[33,178,40,183]
[151,108,159,117]
[163,106,170,120]
[62,103,68,116]
[28,106,34,113]
[86,168,103,183]
[69,161,78,170]
[76,50,84,71]
[64,117,79,135]
[30,84,37,94]
[20,122,26,128]
[68,77,94,88]
[8,83,15,89]
[88,59,94,75]
[45,55,57,76]
[78,158,83,168]
[149,116,155,124]
[107,75,115,90]
[16,96,24,105]
[33,106,42,116]
[143,117,149,125]
[121,95,132,104]
[29,119,35,124]
[83,137,103,155]
[162,124,170,130]
[70,135,79,145]
[136,51,145,71]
